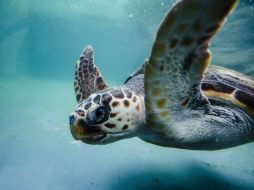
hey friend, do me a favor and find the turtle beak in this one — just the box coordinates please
[69,113,103,141]
[69,113,85,140]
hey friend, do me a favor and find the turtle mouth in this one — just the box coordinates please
[70,118,129,144]
[81,133,107,143]
[81,131,130,144]
[70,119,105,141]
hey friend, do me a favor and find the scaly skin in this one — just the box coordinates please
[69,0,254,150]
[70,67,254,150]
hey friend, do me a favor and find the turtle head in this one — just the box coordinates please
[69,88,143,144]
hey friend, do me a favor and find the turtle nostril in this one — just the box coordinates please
[69,115,75,125]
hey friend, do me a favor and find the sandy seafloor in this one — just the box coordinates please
[0,0,254,189]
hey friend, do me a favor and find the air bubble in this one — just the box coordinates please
[128,13,134,18]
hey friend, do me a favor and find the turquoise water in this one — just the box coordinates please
[0,0,254,189]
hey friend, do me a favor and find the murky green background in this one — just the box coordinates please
[0,0,254,189]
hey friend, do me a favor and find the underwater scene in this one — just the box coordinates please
[1,0,254,189]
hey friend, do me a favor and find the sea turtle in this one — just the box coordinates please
[69,0,254,150]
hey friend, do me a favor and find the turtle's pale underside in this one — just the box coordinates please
[69,0,254,150]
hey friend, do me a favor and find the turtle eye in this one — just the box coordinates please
[95,107,104,119]
[75,109,85,116]
[87,106,109,125]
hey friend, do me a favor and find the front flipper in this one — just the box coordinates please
[74,45,108,103]
[145,0,238,129]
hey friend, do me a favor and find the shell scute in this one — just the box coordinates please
[202,66,254,115]
[234,90,254,109]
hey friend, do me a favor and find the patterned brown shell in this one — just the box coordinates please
[202,66,254,116]
[74,45,108,103]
